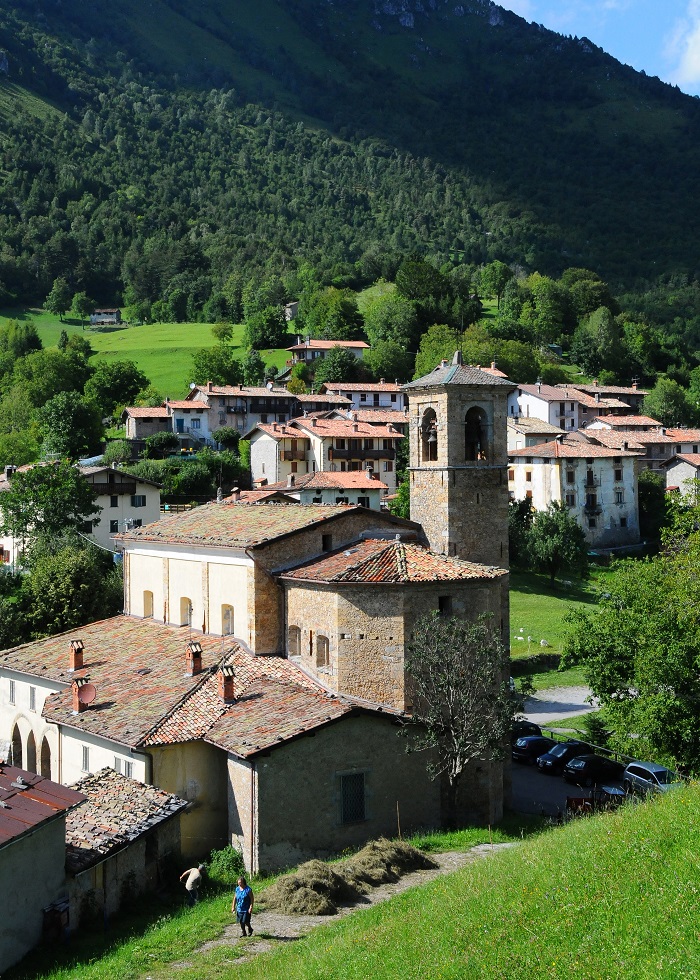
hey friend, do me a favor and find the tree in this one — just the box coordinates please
[11,348,94,408]
[363,292,419,348]
[388,477,410,520]
[508,498,533,568]
[395,257,446,302]
[24,536,123,638]
[38,392,104,460]
[0,431,40,470]
[191,343,244,386]
[637,469,669,541]
[45,277,72,320]
[243,305,288,349]
[313,347,361,385]
[363,339,414,383]
[413,324,460,379]
[643,377,696,427]
[84,360,149,416]
[212,427,241,452]
[101,440,133,466]
[562,510,700,770]
[70,290,95,327]
[526,502,588,584]
[143,431,180,458]
[0,461,101,548]
[241,348,266,386]
[480,261,513,308]
[301,288,364,341]
[404,612,515,825]
[0,320,42,360]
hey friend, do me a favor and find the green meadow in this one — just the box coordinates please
[0,310,296,396]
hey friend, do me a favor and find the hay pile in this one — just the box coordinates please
[259,839,438,915]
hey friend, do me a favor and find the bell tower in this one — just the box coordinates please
[404,352,514,570]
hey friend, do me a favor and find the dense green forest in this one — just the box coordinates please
[1,0,700,318]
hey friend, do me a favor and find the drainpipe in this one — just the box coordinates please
[250,761,256,875]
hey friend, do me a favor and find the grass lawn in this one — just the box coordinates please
[0,308,296,396]
[6,819,536,980]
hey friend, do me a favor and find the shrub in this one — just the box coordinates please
[207,844,245,887]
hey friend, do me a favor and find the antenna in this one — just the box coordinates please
[78,683,97,706]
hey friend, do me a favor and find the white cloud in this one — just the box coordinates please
[667,0,700,89]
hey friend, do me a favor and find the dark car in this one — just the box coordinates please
[537,740,592,775]
[563,753,624,787]
[512,735,556,765]
[511,720,542,746]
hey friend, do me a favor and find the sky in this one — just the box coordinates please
[495,0,700,97]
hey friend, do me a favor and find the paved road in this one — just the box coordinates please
[523,685,595,727]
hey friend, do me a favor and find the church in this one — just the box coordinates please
[0,356,514,872]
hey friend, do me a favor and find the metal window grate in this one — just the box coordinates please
[341,773,366,823]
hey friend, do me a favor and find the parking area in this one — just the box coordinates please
[510,760,623,818]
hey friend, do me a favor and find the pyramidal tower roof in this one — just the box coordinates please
[403,351,515,390]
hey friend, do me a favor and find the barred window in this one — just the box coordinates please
[340,772,366,824]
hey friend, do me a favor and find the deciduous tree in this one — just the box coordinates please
[0,461,101,548]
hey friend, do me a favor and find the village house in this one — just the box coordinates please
[89,308,122,326]
[661,454,700,500]
[320,380,407,412]
[122,405,171,441]
[507,416,564,452]
[508,438,640,548]
[560,381,648,414]
[285,338,369,366]
[508,382,581,431]
[232,470,389,509]
[246,415,403,495]
[0,355,514,874]
[0,463,161,565]
[584,415,679,474]
[0,764,85,974]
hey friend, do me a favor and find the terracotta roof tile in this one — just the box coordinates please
[0,765,86,846]
[252,423,311,441]
[65,769,188,874]
[291,417,403,439]
[294,393,351,405]
[281,538,506,584]
[166,400,202,409]
[122,406,169,418]
[509,440,639,459]
[580,430,646,451]
[322,382,403,393]
[662,454,700,467]
[563,383,649,397]
[590,414,662,427]
[120,501,362,549]
[665,429,700,442]
[327,409,409,426]
[286,340,369,351]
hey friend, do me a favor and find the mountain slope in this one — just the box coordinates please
[0,0,699,301]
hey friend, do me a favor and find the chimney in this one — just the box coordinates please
[366,467,374,480]
[452,351,463,366]
[439,359,449,368]
[72,678,89,714]
[387,423,395,433]
[536,377,542,394]
[379,378,385,384]
[491,361,497,370]
[287,473,295,487]
[207,381,213,393]
[186,641,203,676]
[352,422,359,432]
[230,487,240,501]
[311,417,317,427]
[623,441,628,451]
[218,665,235,703]
[69,639,84,672]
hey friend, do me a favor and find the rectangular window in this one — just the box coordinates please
[383,439,392,450]
[131,495,147,508]
[290,461,298,473]
[360,393,367,402]
[614,468,623,482]
[322,534,333,552]
[615,490,624,504]
[438,595,453,616]
[29,686,36,712]
[357,496,370,508]
[81,746,90,772]
[525,471,532,482]
[9,679,15,704]
[384,461,393,472]
[508,469,514,481]
[565,493,576,507]
[110,495,118,508]
[133,519,143,528]
[566,470,575,484]
[390,394,396,403]
[110,520,119,533]
[114,757,122,774]
[191,418,201,430]
[364,439,373,450]
[124,760,133,779]
[620,517,628,528]
[588,517,597,529]
[336,439,346,450]
[559,403,565,414]
[260,414,268,424]
[340,772,366,824]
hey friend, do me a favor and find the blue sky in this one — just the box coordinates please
[496,1,700,96]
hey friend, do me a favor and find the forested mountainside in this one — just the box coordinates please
[1,0,700,308]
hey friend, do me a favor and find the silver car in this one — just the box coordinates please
[622,761,680,796]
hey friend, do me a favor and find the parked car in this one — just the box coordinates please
[512,735,556,765]
[537,740,592,775]
[622,761,681,796]
[563,753,624,787]
[511,720,542,746]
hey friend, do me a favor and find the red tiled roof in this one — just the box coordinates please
[563,383,649,397]
[294,393,351,405]
[120,501,363,549]
[665,429,700,443]
[481,365,509,379]
[328,409,409,426]
[166,400,202,409]
[590,415,662,428]
[144,648,320,747]
[191,385,292,399]
[232,490,298,502]
[322,382,403,393]
[287,340,369,351]
[661,454,700,468]
[580,430,646,451]
[258,472,388,492]
[281,538,506,584]
[573,392,632,409]
[122,406,169,418]
[509,440,639,459]
[251,423,311,442]
[204,678,353,758]
[0,765,86,847]
[65,769,188,874]
[291,417,403,440]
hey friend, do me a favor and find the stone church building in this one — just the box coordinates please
[0,355,514,872]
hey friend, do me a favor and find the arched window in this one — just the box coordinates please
[40,737,52,779]
[222,604,234,636]
[26,731,36,774]
[316,634,330,668]
[11,724,22,769]
[179,597,192,627]
[421,408,438,463]
[143,591,154,618]
[288,625,301,657]
[465,407,488,462]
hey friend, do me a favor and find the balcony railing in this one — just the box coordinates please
[329,448,396,461]
[282,450,306,461]
[584,502,603,515]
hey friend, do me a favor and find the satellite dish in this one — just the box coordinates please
[78,683,97,706]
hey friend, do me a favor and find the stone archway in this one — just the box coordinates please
[40,736,52,778]
[465,406,488,461]
[11,724,22,768]
[26,731,36,773]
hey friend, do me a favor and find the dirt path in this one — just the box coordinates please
[166,843,516,973]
